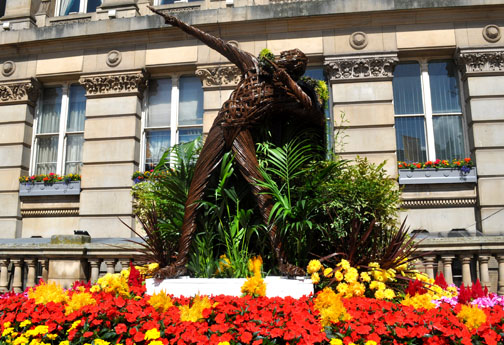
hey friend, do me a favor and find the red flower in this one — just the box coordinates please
[49,172,55,176]
[416,163,422,168]
[115,323,127,334]
[43,177,49,181]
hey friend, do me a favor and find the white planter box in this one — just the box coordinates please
[146,276,314,298]
[19,181,81,196]
[398,168,477,185]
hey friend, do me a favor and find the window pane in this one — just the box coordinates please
[60,0,80,15]
[148,79,172,128]
[0,0,6,18]
[67,85,86,132]
[65,134,84,174]
[145,130,171,170]
[395,117,427,162]
[36,136,58,175]
[429,61,462,114]
[86,0,102,13]
[393,62,424,115]
[179,128,202,143]
[433,115,466,161]
[38,88,62,134]
[179,76,203,126]
[304,67,332,150]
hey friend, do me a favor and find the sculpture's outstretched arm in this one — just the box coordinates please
[148,6,255,74]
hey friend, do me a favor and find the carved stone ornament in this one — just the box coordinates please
[79,71,148,98]
[196,65,241,87]
[483,24,501,43]
[1,61,16,77]
[456,49,504,75]
[349,31,368,50]
[0,78,40,105]
[325,55,398,80]
[106,50,122,67]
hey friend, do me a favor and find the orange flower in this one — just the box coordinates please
[416,163,422,168]
[464,158,471,163]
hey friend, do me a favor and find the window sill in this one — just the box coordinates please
[398,168,477,185]
[19,181,81,196]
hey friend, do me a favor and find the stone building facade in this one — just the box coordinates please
[0,0,504,290]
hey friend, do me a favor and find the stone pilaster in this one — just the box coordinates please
[324,54,398,176]
[196,64,240,136]
[456,48,504,234]
[1,0,39,30]
[78,70,147,238]
[0,78,40,238]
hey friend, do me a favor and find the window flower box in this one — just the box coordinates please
[19,181,81,196]
[19,173,81,196]
[398,167,477,184]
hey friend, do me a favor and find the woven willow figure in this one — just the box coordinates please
[149,7,325,278]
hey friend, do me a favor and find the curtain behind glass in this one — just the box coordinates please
[148,79,172,128]
[60,0,79,15]
[179,76,203,126]
[429,61,462,114]
[38,87,62,134]
[395,117,427,162]
[393,62,424,115]
[145,130,171,170]
[67,85,86,132]
[87,0,101,12]
[65,134,84,174]
[433,115,465,161]
[36,136,58,174]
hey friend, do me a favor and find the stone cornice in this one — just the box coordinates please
[456,48,504,76]
[0,78,40,106]
[79,70,148,98]
[195,65,241,88]
[324,54,398,81]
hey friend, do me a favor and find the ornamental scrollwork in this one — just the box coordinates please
[196,66,241,87]
[457,50,504,75]
[79,72,148,97]
[325,56,398,80]
[0,79,40,104]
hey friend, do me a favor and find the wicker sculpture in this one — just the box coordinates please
[149,7,326,278]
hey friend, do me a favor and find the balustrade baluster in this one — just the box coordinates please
[441,256,455,285]
[478,255,491,288]
[460,255,473,287]
[11,259,23,293]
[0,259,10,292]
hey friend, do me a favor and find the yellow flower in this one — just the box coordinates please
[3,322,11,328]
[344,267,358,283]
[334,271,344,282]
[348,282,366,297]
[19,320,32,328]
[457,304,487,331]
[59,342,69,345]
[369,281,385,291]
[2,327,13,336]
[144,328,160,340]
[360,272,371,283]
[401,293,436,310]
[384,288,396,299]
[179,295,212,322]
[93,340,110,345]
[12,336,29,345]
[336,282,348,295]
[241,276,266,297]
[67,320,81,333]
[92,273,130,297]
[323,267,333,278]
[25,325,49,337]
[330,339,343,345]
[28,281,68,305]
[337,259,350,271]
[313,287,351,327]
[374,289,385,300]
[365,341,377,345]
[307,260,322,274]
[148,291,173,313]
[65,292,96,315]
[217,342,230,345]
[45,334,57,340]
[248,256,263,278]
[149,341,164,345]
[311,272,320,284]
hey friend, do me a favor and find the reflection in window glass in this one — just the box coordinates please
[65,134,84,174]
[429,61,461,114]
[179,76,203,126]
[39,88,62,134]
[148,79,172,128]
[86,0,101,13]
[67,85,86,132]
[395,117,427,162]
[36,136,59,175]
[60,0,81,15]
[0,0,6,18]
[433,115,465,161]
[393,62,424,115]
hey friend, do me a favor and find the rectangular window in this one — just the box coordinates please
[56,0,102,16]
[32,85,86,175]
[393,60,466,162]
[0,0,6,18]
[143,76,203,170]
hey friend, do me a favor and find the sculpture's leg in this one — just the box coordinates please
[155,124,227,278]
[231,129,305,276]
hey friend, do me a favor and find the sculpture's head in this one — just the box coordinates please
[277,48,308,81]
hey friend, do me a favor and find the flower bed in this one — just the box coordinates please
[397,159,476,184]
[19,174,81,196]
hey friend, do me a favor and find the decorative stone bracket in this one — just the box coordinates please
[456,48,504,77]
[196,65,241,89]
[324,53,398,81]
[79,70,148,98]
[0,78,40,106]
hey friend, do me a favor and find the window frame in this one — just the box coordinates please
[30,82,86,176]
[54,0,101,16]
[393,57,469,162]
[140,73,204,171]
